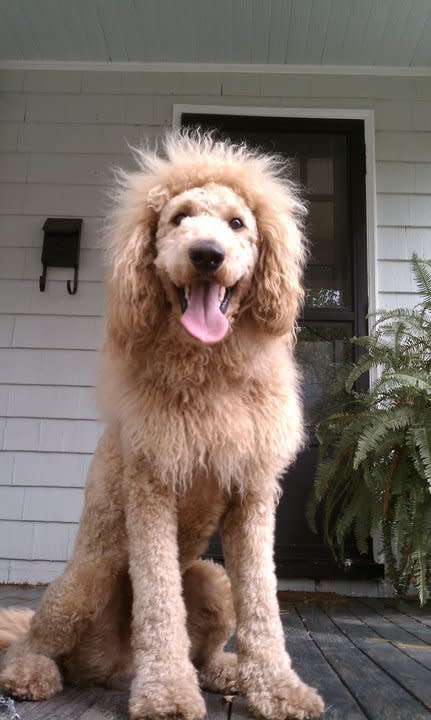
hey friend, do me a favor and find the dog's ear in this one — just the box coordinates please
[250,208,306,337]
[105,206,165,353]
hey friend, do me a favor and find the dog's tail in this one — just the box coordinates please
[0,607,34,650]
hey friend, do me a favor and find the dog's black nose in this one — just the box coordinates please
[188,241,225,273]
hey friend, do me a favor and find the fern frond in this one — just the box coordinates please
[374,370,431,397]
[412,253,431,302]
[411,427,431,491]
[353,409,414,469]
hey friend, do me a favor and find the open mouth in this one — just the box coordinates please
[176,281,235,344]
[177,284,234,315]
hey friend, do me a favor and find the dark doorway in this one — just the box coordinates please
[180,112,382,580]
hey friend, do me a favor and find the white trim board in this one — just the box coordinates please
[278,578,396,598]
[172,104,378,319]
[1,60,431,77]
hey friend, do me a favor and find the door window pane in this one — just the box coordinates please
[309,201,334,243]
[306,199,347,308]
[307,158,334,194]
[303,139,351,310]
[296,325,351,426]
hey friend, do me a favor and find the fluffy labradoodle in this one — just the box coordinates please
[0,133,324,720]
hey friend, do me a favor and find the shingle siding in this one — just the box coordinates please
[0,68,430,582]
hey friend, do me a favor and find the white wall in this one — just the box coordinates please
[0,68,430,582]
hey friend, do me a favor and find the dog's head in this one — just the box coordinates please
[106,132,306,352]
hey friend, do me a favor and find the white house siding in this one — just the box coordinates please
[0,68,430,583]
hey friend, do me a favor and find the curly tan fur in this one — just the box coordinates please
[0,132,323,720]
[0,608,34,651]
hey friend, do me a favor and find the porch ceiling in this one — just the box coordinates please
[1,0,431,70]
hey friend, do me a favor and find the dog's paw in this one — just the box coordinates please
[246,679,324,720]
[0,653,63,701]
[198,651,238,694]
[129,678,206,720]
[240,662,324,720]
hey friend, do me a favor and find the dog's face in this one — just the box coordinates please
[154,183,259,344]
[107,136,306,354]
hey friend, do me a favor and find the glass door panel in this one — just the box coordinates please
[296,325,352,429]
[181,113,377,579]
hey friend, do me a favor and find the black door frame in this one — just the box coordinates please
[176,106,380,579]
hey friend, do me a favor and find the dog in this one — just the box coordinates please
[0,132,324,720]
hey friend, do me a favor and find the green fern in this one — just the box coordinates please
[308,256,431,606]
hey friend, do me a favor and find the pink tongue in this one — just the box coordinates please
[180,281,229,344]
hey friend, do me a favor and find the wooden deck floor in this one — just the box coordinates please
[0,586,430,720]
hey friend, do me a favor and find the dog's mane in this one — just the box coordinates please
[99,132,306,492]
[105,130,306,272]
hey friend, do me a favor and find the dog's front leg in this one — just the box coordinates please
[221,491,324,720]
[123,459,205,720]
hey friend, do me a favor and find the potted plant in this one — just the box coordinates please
[307,255,431,605]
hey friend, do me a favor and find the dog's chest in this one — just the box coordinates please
[176,474,227,568]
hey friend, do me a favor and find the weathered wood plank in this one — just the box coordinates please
[0,587,43,609]
[350,599,431,671]
[204,691,231,720]
[281,605,367,719]
[228,695,255,720]
[362,599,431,644]
[2,590,431,720]
[399,601,431,629]
[15,687,103,720]
[78,691,231,720]
[325,603,431,711]
[7,688,230,720]
[78,690,129,719]
[298,602,430,720]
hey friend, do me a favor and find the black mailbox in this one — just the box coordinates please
[40,218,82,295]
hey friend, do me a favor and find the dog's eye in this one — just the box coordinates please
[172,213,188,226]
[229,218,243,230]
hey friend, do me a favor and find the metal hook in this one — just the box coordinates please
[67,266,79,295]
[39,264,47,292]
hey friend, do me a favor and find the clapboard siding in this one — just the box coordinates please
[0,280,104,315]
[1,560,67,584]
[27,153,132,185]
[378,228,431,259]
[0,248,105,281]
[376,163,431,193]
[3,386,97,419]
[0,316,14,345]
[3,419,103,453]
[0,124,19,151]
[0,486,84,524]
[22,487,85,522]
[0,68,430,582]
[376,131,431,161]
[16,122,161,154]
[11,317,104,349]
[378,262,418,293]
[0,215,103,248]
[0,152,28,181]
[0,521,76,560]
[0,349,98,385]
[377,195,431,227]
[0,452,92,487]
[0,182,108,217]
[23,71,82,94]
[0,93,26,122]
